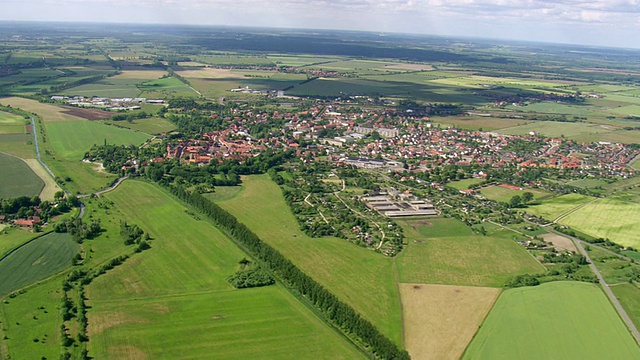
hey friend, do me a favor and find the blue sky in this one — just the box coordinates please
[3,0,640,48]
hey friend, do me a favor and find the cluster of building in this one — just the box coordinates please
[361,190,437,218]
[51,96,164,111]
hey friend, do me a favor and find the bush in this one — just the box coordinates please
[227,267,275,289]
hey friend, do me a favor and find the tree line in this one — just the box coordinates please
[166,184,409,359]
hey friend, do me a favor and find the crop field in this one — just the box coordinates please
[105,117,176,134]
[0,133,34,158]
[0,97,84,123]
[479,185,548,203]
[567,178,609,189]
[525,193,594,221]
[400,284,500,360]
[463,282,640,359]
[0,276,65,359]
[396,218,544,287]
[0,232,76,297]
[0,111,27,134]
[137,76,199,98]
[217,174,403,344]
[506,102,591,115]
[497,121,640,144]
[45,121,150,159]
[88,180,364,359]
[430,115,532,131]
[560,197,640,248]
[0,152,44,199]
[0,228,41,259]
[60,78,145,98]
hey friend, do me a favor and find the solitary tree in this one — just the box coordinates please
[509,195,522,208]
[522,192,534,204]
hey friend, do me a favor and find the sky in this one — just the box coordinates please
[3,0,640,48]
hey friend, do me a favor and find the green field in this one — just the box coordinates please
[0,232,76,297]
[104,117,176,134]
[203,186,243,202]
[218,174,403,344]
[138,77,199,98]
[396,218,544,287]
[611,284,640,330]
[447,178,485,190]
[0,111,27,135]
[560,197,640,248]
[45,121,150,159]
[497,121,640,144]
[87,180,363,359]
[463,282,640,359]
[0,152,44,199]
[525,193,594,221]
[0,276,66,359]
[479,185,548,203]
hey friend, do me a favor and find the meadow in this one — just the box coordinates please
[611,284,640,331]
[498,121,640,144]
[0,276,66,359]
[463,282,640,359]
[479,185,549,203]
[560,197,640,248]
[525,193,594,221]
[0,152,44,199]
[400,284,500,360]
[0,111,27,135]
[87,180,363,359]
[0,232,76,297]
[45,121,150,160]
[430,115,532,131]
[137,76,200,98]
[446,178,485,190]
[396,218,544,287]
[217,174,403,344]
[104,117,176,134]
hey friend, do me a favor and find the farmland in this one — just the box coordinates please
[400,284,500,360]
[87,180,364,359]
[498,121,640,144]
[0,111,27,134]
[217,174,403,344]
[0,232,76,297]
[463,282,640,359]
[0,152,44,199]
[560,197,640,248]
[44,120,150,160]
[396,218,544,287]
[525,193,594,221]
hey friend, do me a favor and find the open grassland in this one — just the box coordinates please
[525,193,594,221]
[203,186,243,202]
[560,198,640,248]
[611,284,640,330]
[217,174,403,344]
[0,227,40,259]
[45,121,150,159]
[0,232,76,297]
[396,218,544,287]
[45,158,117,195]
[479,185,549,203]
[105,117,176,134]
[138,76,199,98]
[0,276,65,359]
[0,152,44,199]
[88,180,364,359]
[0,133,34,158]
[400,284,500,360]
[0,97,85,122]
[89,286,364,360]
[463,282,640,360]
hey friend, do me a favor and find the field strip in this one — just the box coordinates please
[400,283,501,360]
[553,197,599,223]
[21,158,61,201]
[89,287,240,304]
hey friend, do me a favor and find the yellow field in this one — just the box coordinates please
[110,70,168,80]
[176,68,248,79]
[22,159,61,201]
[400,284,501,360]
[0,97,84,123]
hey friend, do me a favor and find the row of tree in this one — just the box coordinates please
[166,184,409,359]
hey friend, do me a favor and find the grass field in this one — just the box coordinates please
[400,284,500,360]
[0,227,42,259]
[396,218,544,287]
[497,121,640,144]
[202,186,243,202]
[463,282,640,359]
[0,111,28,135]
[218,174,403,344]
[479,185,549,203]
[430,115,532,131]
[104,117,176,134]
[0,97,85,123]
[22,158,61,201]
[138,76,199,98]
[447,178,485,190]
[0,276,65,359]
[0,232,76,297]
[611,284,640,331]
[45,121,150,160]
[560,197,640,248]
[0,152,44,199]
[525,193,594,221]
[87,180,364,359]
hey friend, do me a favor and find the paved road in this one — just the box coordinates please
[77,176,128,198]
[547,227,640,343]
